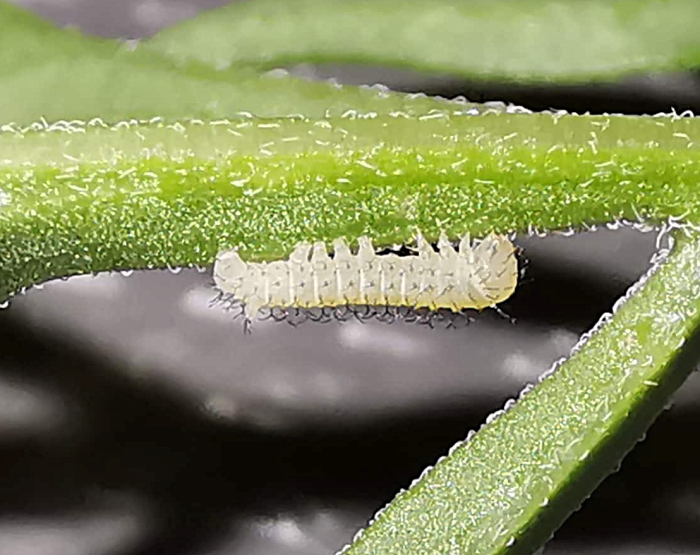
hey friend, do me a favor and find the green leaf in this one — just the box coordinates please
[144,0,700,82]
[343,226,700,554]
[0,2,458,125]
[2,112,700,299]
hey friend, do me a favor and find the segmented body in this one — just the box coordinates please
[213,232,518,323]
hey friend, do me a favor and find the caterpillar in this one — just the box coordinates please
[212,231,519,330]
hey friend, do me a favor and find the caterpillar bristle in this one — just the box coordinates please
[209,296,481,331]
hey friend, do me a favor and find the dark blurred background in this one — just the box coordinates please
[1,1,700,554]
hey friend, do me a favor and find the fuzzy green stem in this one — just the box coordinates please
[2,111,700,300]
[343,225,700,554]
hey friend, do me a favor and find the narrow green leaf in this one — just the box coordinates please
[2,111,700,299]
[0,2,458,125]
[343,226,700,554]
[144,0,700,83]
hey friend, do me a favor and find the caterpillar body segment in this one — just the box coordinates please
[213,232,519,326]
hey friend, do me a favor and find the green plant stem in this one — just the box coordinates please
[144,0,700,83]
[343,225,700,554]
[2,111,700,300]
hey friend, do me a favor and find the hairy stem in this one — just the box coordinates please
[343,226,700,554]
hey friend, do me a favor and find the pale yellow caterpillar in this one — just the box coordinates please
[213,232,518,328]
